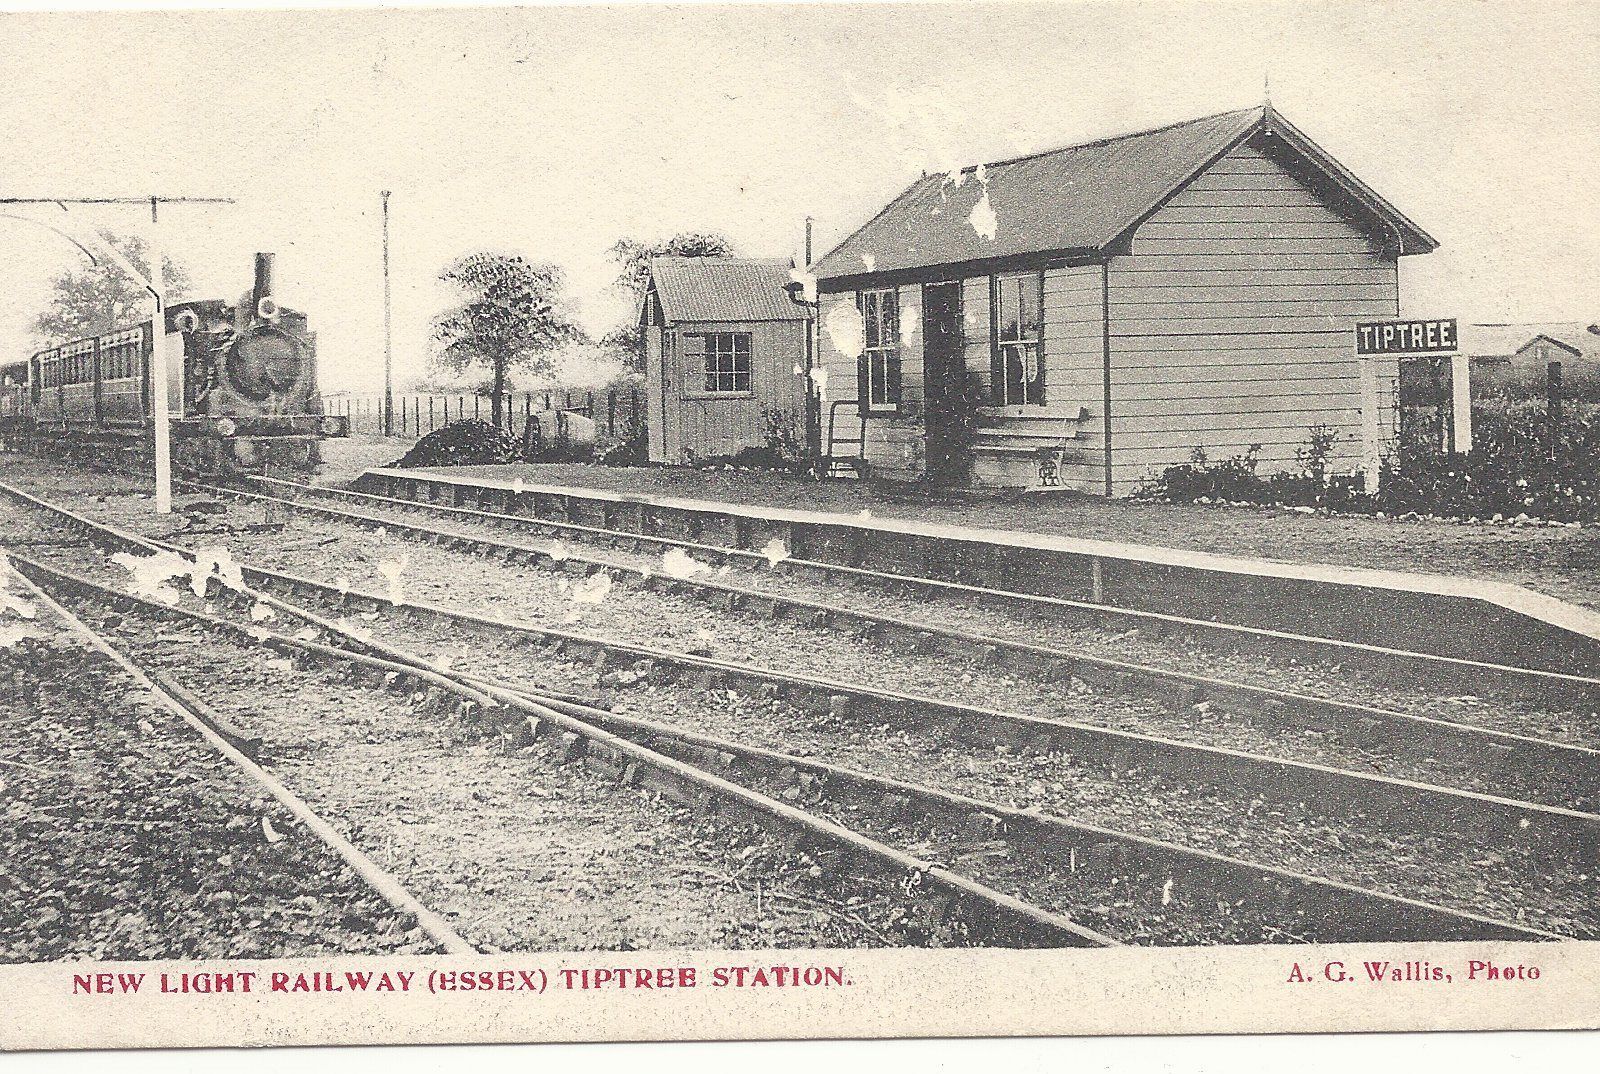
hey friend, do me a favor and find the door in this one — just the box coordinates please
[922,281,970,485]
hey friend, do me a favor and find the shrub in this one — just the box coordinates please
[1373,401,1600,522]
[761,405,806,461]
[391,420,521,468]
[1135,444,1268,503]
[596,417,648,467]
[1137,404,1600,523]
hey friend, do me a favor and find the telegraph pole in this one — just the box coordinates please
[0,195,232,514]
[381,190,394,437]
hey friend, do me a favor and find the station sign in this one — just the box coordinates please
[1355,318,1458,355]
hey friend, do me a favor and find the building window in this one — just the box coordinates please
[991,271,1045,406]
[689,332,752,394]
[858,288,901,410]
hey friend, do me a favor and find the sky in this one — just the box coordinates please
[0,0,1596,394]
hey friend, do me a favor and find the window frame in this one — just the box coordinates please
[856,287,903,414]
[681,330,754,398]
[989,270,1046,407]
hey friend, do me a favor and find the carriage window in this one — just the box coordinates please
[991,272,1045,406]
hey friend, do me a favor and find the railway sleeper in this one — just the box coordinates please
[9,528,1561,941]
[119,478,1600,707]
[558,696,1560,944]
[21,499,1600,864]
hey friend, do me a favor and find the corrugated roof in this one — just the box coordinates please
[647,257,809,323]
[812,105,1437,283]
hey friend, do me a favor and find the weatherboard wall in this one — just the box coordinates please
[816,285,926,480]
[646,320,809,464]
[1104,139,1401,493]
[818,271,1106,488]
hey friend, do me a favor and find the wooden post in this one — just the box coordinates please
[1428,358,1445,449]
[1548,360,1563,461]
[381,191,393,436]
[1450,351,1472,454]
[1358,354,1382,494]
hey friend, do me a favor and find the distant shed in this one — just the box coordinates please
[641,257,811,463]
[1461,323,1600,391]
[809,104,1438,494]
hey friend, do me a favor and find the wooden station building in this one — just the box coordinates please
[641,256,811,464]
[809,104,1438,494]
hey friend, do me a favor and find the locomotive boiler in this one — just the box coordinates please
[13,253,347,475]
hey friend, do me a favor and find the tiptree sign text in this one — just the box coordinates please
[1355,318,1459,355]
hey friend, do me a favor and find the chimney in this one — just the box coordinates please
[253,253,275,304]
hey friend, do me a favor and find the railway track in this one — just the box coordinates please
[0,473,1585,942]
[13,553,1090,950]
[4,564,474,957]
[110,476,1600,813]
[243,473,1600,701]
[11,553,1117,948]
[12,475,1600,844]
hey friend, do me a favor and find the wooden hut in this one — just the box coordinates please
[809,105,1438,493]
[641,257,811,463]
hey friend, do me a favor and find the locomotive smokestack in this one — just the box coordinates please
[253,253,275,303]
[251,253,281,322]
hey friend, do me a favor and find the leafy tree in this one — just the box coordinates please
[608,231,735,297]
[604,231,735,367]
[431,252,584,430]
[600,324,645,370]
[31,234,193,345]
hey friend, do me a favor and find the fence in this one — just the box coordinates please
[1398,356,1588,462]
[321,386,648,440]
[1399,357,1581,452]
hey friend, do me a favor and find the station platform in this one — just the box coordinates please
[355,465,1600,676]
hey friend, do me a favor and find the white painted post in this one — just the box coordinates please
[1358,354,1382,494]
[148,197,172,514]
[1450,350,1473,454]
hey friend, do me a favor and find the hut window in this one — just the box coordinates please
[857,288,901,411]
[690,332,752,394]
[991,271,1045,406]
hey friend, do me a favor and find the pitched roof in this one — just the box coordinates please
[811,105,1437,284]
[1462,322,1600,360]
[645,257,809,323]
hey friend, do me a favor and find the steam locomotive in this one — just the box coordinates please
[0,253,347,475]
